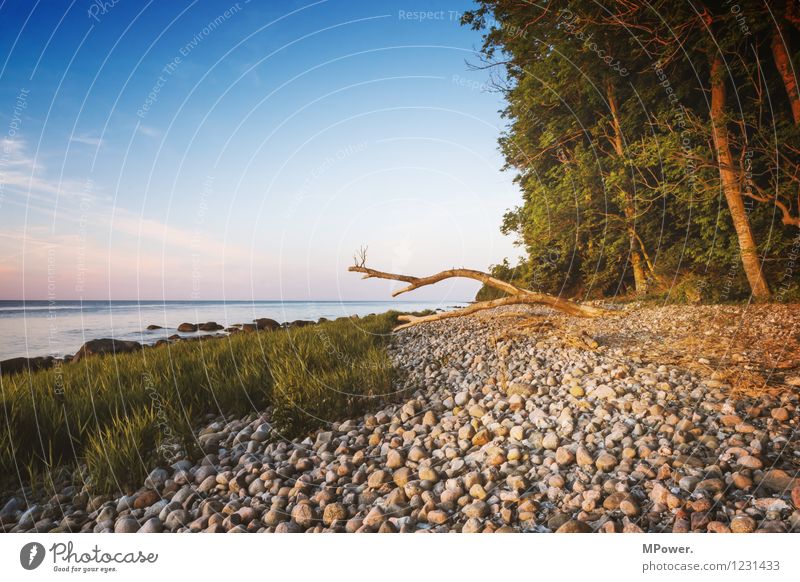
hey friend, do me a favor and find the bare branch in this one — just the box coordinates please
[347,261,612,327]
[353,246,368,268]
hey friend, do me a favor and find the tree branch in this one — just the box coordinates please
[348,260,612,329]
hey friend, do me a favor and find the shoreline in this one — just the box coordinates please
[0,303,465,375]
[1,303,798,533]
[0,315,327,376]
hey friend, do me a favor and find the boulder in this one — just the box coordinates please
[241,324,258,333]
[177,323,198,332]
[285,320,314,329]
[0,356,55,376]
[145,324,163,330]
[72,339,142,363]
[253,318,280,331]
[198,322,223,332]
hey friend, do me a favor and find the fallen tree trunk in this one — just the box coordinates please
[348,259,611,330]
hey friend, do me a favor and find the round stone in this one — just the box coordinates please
[576,446,593,467]
[555,519,592,533]
[619,499,640,517]
[138,517,163,533]
[738,455,763,470]
[367,470,389,489]
[114,516,140,533]
[569,385,585,397]
[290,502,317,530]
[770,407,789,422]
[386,449,405,469]
[462,501,489,519]
[555,447,575,466]
[542,432,559,450]
[595,452,617,472]
[426,510,448,525]
[469,405,486,418]
[469,483,488,500]
[731,516,756,533]
[322,503,347,527]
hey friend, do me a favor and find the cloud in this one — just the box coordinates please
[0,139,262,299]
[69,134,104,147]
[0,138,96,206]
[136,124,161,138]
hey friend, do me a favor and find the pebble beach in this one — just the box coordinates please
[2,304,799,533]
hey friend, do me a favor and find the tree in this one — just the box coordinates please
[464,0,800,301]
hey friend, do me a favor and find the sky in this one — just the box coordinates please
[0,0,522,302]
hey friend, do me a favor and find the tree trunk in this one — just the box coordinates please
[709,55,771,299]
[771,21,800,124]
[607,81,648,293]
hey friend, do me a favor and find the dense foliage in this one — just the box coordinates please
[466,0,800,302]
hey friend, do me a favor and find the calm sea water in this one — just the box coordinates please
[0,300,465,361]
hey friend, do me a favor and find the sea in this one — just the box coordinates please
[0,300,466,361]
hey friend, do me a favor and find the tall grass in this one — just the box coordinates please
[0,312,398,496]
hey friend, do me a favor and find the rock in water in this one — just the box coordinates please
[198,322,223,331]
[72,338,142,363]
[254,318,280,331]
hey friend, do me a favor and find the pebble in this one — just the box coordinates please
[114,516,140,533]
[133,490,160,510]
[576,446,593,467]
[138,517,164,533]
[542,432,559,450]
[463,501,488,519]
[738,456,763,470]
[386,449,404,469]
[770,407,789,421]
[555,519,592,533]
[555,447,575,466]
[569,385,585,397]
[291,502,317,529]
[595,452,617,472]
[619,499,640,517]
[426,510,448,525]
[731,516,756,533]
[322,503,347,527]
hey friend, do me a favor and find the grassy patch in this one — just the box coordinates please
[0,312,399,496]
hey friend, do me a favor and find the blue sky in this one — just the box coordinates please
[0,0,521,301]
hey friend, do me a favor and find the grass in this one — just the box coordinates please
[0,311,399,497]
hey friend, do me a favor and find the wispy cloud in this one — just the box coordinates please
[136,124,161,138]
[0,139,98,209]
[0,139,260,299]
[69,134,103,147]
